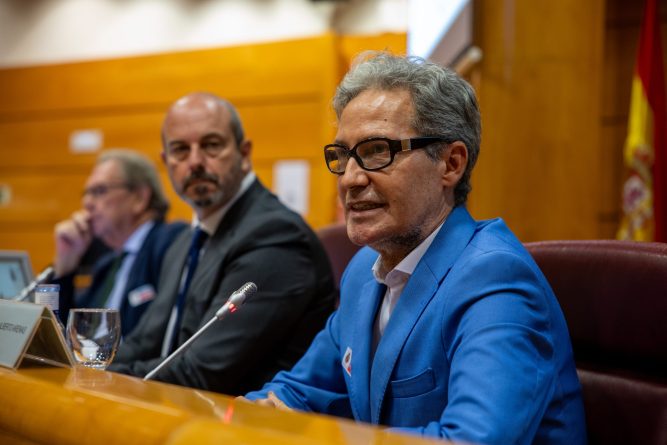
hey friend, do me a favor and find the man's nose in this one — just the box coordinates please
[187,144,206,167]
[81,193,94,210]
[339,157,369,189]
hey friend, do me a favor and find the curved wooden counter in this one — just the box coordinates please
[0,367,448,445]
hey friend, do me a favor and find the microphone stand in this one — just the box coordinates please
[143,282,256,381]
[14,265,55,302]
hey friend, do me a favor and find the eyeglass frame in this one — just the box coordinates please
[323,136,450,175]
[82,183,133,199]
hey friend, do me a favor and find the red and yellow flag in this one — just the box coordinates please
[618,0,666,242]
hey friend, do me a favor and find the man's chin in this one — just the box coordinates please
[346,225,378,247]
[192,197,214,208]
[90,224,102,239]
[183,192,227,212]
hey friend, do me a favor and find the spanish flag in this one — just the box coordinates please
[617,0,666,242]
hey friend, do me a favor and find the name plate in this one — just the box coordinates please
[0,300,74,369]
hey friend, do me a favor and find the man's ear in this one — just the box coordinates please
[441,141,468,188]
[239,139,252,155]
[240,139,253,172]
[133,185,152,214]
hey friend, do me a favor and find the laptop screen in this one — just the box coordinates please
[0,251,34,300]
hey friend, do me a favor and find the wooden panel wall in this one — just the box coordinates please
[0,33,406,272]
[471,0,667,242]
[470,0,606,241]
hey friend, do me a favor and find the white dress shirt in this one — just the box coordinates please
[105,220,155,311]
[372,221,445,350]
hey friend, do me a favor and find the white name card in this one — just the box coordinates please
[0,300,74,369]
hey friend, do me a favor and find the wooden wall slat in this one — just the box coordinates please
[472,0,666,241]
[0,173,86,223]
[601,24,637,119]
[0,36,339,116]
[0,102,329,169]
[471,0,606,241]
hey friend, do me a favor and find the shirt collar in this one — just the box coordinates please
[372,219,445,284]
[122,220,155,254]
[194,171,256,235]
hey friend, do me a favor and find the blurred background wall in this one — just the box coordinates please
[0,0,665,271]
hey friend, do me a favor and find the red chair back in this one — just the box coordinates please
[316,223,362,289]
[525,240,667,445]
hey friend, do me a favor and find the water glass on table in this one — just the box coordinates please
[66,308,121,370]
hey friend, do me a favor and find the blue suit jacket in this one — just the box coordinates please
[57,220,187,337]
[247,207,587,444]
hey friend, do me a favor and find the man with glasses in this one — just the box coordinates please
[53,149,187,336]
[108,92,337,395]
[245,53,586,444]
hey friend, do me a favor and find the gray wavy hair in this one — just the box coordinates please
[98,149,170,220]
[333,51,481,206]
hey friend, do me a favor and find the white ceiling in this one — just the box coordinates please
[0,0,408,68]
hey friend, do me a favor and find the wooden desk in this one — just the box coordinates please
[0,366,447,445]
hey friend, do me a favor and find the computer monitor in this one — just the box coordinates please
[0,251,34,300]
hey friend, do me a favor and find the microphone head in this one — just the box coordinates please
[230,282,257,305]
[214,282,257,318]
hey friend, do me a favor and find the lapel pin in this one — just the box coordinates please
[342,346,352,377]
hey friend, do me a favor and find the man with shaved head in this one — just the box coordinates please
[109,93,336,395]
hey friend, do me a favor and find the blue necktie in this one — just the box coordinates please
[169,227,208,353]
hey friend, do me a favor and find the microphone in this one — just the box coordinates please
[14,265,55,302]
[143,282,257,381]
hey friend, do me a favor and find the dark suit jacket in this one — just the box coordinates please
[109,179,337,395]
[56,220,187,337]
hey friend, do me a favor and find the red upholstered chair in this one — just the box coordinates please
[316,223,362,291]
[525,240,667,445]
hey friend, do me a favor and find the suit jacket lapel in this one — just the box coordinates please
[185,180,264,307]
[348,278,385,423]
[368,206,478,424]
[119,222,159,313]
[369,266,438,424]
[188,228,231,302]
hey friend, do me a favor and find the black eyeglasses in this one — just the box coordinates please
[82,183,131,198]
[324,137,448,174]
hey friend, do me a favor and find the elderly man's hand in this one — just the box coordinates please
[53,209,93,277]
[237,391,292,411]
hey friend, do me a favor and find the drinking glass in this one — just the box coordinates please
[66,308,121,370]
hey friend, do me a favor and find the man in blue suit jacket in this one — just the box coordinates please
[53,149,186,337]
[245,52,587,444]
